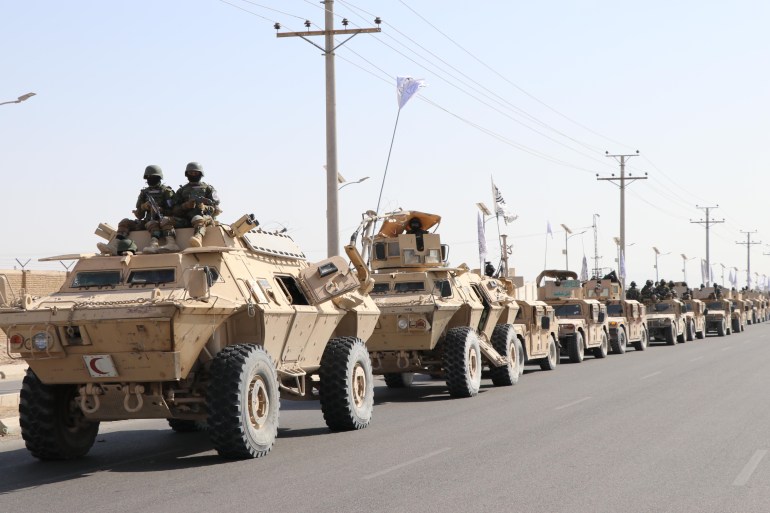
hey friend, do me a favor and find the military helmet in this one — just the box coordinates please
[630,281,637,287]
[143,165,163,179]
[646,280,653,286]
[668,280,675,287]
[185,161,204,177]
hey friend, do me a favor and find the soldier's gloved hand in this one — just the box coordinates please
[182,200,196,209]
[141,201,152,211]
[201,205,215,215]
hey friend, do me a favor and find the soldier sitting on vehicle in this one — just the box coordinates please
[173,162,221,247]
[655,279,671,300]
[640,279,655,301]
[626,281,640,300]
[98,165,177,255]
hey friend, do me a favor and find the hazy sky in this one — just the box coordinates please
[2,0,768,288]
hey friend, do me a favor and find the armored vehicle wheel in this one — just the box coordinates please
[319,337,374,431]
[677,326,686,344]
[593,332,608,359]
[19,369,99,460]
[168,419,206,433]
[717,320,726,337]
[665,325,676,345]
[539,336,559,371]
[567,332,585,363]
[611,329,627,355]
[384,372,415,388]
[489,324,521,387]
[633,328,648,351]
[732,318,740,334]
[517,338,526,376]
[696,327,705,339]
[686,321,695,341]
[207,344,280,459]
[740,322,745,332]
[443,327,482,398]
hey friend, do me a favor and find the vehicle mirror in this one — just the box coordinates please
[598,312,606,323]
[541,316,551,330]
[441,244,449,262]
[185,267,210,300]
[703,308,709,315]
[373,243,386,260]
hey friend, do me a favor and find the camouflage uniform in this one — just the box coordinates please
[655,279,671,300]
[640,280,654,302]
[626,282,640,301]
[173,162,221,247]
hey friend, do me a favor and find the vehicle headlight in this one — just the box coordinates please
[32,332,50,351]
[397,318,409,330]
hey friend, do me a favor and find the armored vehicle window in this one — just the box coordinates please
[606,304,623,316]
[403,249,420,265]
[388,242,400,257]
[372,283,390,294]
[394,281,425,293]
[434,279,452,298]
[72,271,121,288]
[707,302,724,310]
[732,302,738,309]
[654,303,672,312]
[128,269,175,285]
[554,304,581,317]
[425,249,441,264]
[274,276,310,305]
[683,303,693,313]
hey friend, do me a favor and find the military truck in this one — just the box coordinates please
[354,210,522,398]
[671,282,706,340]
[0,214,380,460]
[536,270,609,363]
[693,287,732,336]
[512,297,560,370]
[641,297,687,345]
[583,278,648,353]
[745,291,767,323]
[727,291,747,333]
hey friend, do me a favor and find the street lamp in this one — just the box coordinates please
[680,253,696,283]
[560,224,586,271]
[0,92,36,106]
[338,176,369,190]
[652,246,670,282]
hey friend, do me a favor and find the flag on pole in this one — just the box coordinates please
[619,250,626,280]
[547,221,553,239]
[580,256,589,281]
[477,212,487,271]
[700,259,708,285]
[491,179,517,224]
[396,76,427,110]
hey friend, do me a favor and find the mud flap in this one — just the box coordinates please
[478,336,507,367]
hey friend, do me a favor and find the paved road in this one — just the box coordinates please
[1,325,769,513]
[0,379,21,395]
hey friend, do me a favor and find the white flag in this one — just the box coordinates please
[477,212,487,269]
[619,250,626,280]
[580,256,589,281]
[547,221,553,238]
[701,259,708,285]
[491,179,517,224]
[396,76,426,109]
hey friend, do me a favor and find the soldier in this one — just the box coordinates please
[173,162,220,247]
[626,281,640,301]
[405,217,428,235]
[655,278,670,299]
[640,279,654,301]
[668,280,678,299]
[97,165,176,255]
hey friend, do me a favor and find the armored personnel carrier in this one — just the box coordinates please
[353,210,522,398]
[512,297,559,370]
[671,282,705,340]
[0,214,379,460]
[583,278,648,353]
[693,286,732,336]
[536,271,609,363]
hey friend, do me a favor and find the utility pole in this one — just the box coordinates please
[690,205,724,286]
[597,150,645,290]
[592,214,601,279]
[736,231,761,289]
[276,5,381,256]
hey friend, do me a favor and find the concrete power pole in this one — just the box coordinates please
[690,205,724,286]
[736,231,761,289]
[597,150,645,290]
[276,4,381,256]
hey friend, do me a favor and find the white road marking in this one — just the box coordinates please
[733,450,768,486]
[555,397,592,410]
[690,356,704,362]
[363,447,452,480]
[640,371,662,380]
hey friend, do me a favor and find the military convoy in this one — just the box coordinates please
[0,215,380,460]
[2,202,767,463]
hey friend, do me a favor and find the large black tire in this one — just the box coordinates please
[732,318,740,334]
[19,369,99,460]
[207,344,280,459]
[168,418,206,433]
[567,332,585,363]
[489,324,521,387]
[593,332,609,359]
[319,336,374,431]
[686,321,695,341]
[665,324,676,345]
[696,326,705,339]
[383,372,415,388]
[717,320,726,337]
[517,337,526,377]
[611,328,627,355]
[677,323,686,344]
[633,328,648,351]
[443,327,482,398]
[539,336,559,371]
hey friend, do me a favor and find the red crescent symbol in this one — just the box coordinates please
[89,357,109,375]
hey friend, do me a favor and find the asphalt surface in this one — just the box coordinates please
[1,325,769,513]
[0,379,21,395]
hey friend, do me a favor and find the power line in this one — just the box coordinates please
[690,205,724,286]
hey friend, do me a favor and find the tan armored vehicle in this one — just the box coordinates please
[642,296,687,345]
[512,298,559,370]
[727,292,747,333]
[584,278,648,353]
[0,214,380,460]
[536,270,609,363]
[745,291,767,323]
[671,282,706,340]
[693,286,732,336]
[354,210,522,398]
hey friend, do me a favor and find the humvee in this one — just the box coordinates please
[642,297,687,345]
[536,270,610,363]
[671,282,706,340]
[512,298,559,370]
[727,291,747,333]
[0,214,380,460]
[354,210,522,398]
[693,287,732,336]
[745,291,767,323]
[583,278,648,353]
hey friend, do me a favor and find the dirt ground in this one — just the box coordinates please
[0,351,23,367]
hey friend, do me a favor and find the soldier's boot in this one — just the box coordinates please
[142,237,160,254]
[97,238,119,256]
[158,231,180,253]
[189,226,206,248]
